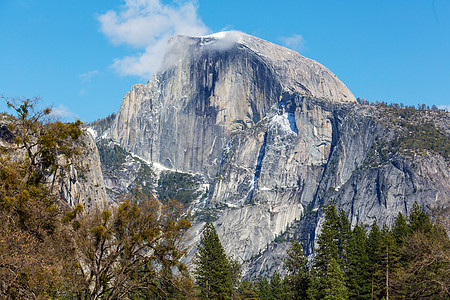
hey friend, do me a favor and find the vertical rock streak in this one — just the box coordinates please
[106,32,450,278]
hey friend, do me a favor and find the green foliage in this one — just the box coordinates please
[408,202,432,233]
[379,225,403,299]
[4,97,82,185]
[87,112,116,136]
[0,98,194,299]
[69,194,193,299]
[306,267,320,300]
[257,277,271,300]
[98,140,156,197]
[314,202,341,280]
[284,240,309,299]
[391,212,410,247]
[307,202,449,300]
[0,97,83,298]
[194,222,234,299]
[195,207,220,223]
[237,279,259,299]
[131,160,155,197]
[323,258,348,300]
[338,208,351,268]
[367,221,383,299]
[158,171,202,206]
[229,256,243,297]
[97,139,128,168]
[346,224,371,299]
[375,104,450,160]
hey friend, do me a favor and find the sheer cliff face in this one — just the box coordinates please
[111,32,355,178]
[0,119,108,209]
[58,131,108,209]
[109,31,449,277]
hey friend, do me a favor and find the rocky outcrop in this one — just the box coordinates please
[111,32,355,179]
[244,104,450,278]
[56,130,108,209]
[0,115,108,209]
[106,31,449,278]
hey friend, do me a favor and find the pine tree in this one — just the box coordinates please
[323,257,348,300]
[237,279,259,299]
[379,225,402,300]
[314,202,341,299]
[194,222,233,299]
[400,204,449,298]
[367,221,383,300]
[346,224,370,299]
[269,271,290,299]
[229,257,242,298]
[408,202,432,234]
[391,212,410,248]
[338,208,351,268]
[257,277,271,300]
[270,271,284,298]
[315,202,340,275]
[306,267,320,300]
[284,240,310,299]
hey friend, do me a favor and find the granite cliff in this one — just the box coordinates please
[0,114,108,209]
[96,31,449,277]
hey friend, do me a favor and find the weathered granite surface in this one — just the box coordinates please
[105,31,449,277]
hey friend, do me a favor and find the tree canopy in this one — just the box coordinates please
[194,222,234,299]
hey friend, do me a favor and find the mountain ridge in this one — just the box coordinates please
[91,31,449,278]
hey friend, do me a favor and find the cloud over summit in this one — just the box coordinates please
[99,0,209,78]
[279,34,305,52]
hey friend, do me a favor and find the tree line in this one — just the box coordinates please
[1,98,448,299]
[0,99,194,299]
[195,202,449,299]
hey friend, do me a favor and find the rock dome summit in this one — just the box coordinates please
[93,31,450,278]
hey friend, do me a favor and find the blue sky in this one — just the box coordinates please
[1,0,449,121]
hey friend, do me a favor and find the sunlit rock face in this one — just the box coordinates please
[111,31,355,179]
[0,118,108,210]
[109,31,449,278]
[58,131,108,209]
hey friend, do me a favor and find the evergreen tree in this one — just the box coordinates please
[367,221,383,300]
[306,268,320,300]
[314,202,341,299]
[379,225,402,300]
[269,271,290,299]
[282,275,294,299]
[408,202,432,234]
[315,202,340,275]
[284,240,310,299]
[338,208,351,269]
[397,204,450,298]
[237,279,259,299]
[194,222,233,299]
[257,277,271,300]
[346,224,370,299]
[391,212,410,248]
[323,257,348,300]
[270,271,284,298]
[229,257,242,299]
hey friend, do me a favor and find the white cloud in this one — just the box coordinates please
[79,70,100,82]
[158,30,245,72]
[438,104,450,111]
[279,34,305,52]
[51,105,79,121]
[98,0,209,78]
